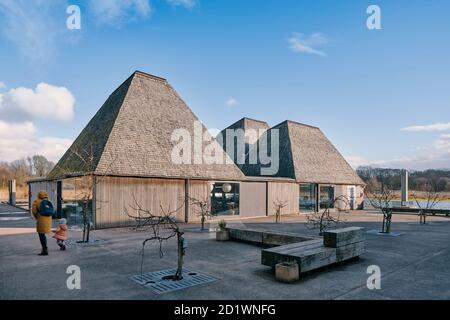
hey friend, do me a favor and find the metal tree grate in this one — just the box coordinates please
[366,230,404,237]
[131,268,218,294]
[64,239,104,247]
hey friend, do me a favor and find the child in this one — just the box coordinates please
[52,218,68,251]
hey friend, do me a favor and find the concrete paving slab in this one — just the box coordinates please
[1,211,450,300]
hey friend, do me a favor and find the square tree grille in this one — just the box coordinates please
[131,268,219,294]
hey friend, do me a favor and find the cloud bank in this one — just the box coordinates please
[0,120,72,162]
[346,133,450,170]
[402,122,450,132]
[0,82,75,162]
[0,83,75,122]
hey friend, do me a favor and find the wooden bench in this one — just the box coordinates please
[227,227,317,247]
[261,227,365,276]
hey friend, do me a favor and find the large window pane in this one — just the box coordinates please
[61,177,93,225]
[211,182,240,216]
[319,185,335,209]
[299,184,317,212]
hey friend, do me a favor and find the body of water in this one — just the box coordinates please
[364,200,450,210]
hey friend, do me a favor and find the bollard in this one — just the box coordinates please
[8,179,16,206]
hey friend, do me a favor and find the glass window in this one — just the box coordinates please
[211,182,240,216]
[319,185,335,209]
[61,177,93,225]
[299,184,317,212]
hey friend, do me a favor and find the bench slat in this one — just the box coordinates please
[323,227,364,248]
[336,241,365,262]
[262,246,337,272]
[263,239,323,254]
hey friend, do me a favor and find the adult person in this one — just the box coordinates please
[32,191,53,256]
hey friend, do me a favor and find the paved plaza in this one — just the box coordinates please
[1,203,449,300]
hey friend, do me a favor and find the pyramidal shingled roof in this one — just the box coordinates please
[48,71,245,181]
[236,120,364,185]
[284,121,364,185]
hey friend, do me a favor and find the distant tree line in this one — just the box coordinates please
[357,166,450,192]
[0,155,55,191]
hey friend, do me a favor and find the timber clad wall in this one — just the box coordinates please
[267,182,299,215]
[95,176,186,228]
[334,185,348,210]
[240,182,267,218]
[356,186,364,208]
[187,180,209,222]
[29,181,57,211]
[93,177,303,228]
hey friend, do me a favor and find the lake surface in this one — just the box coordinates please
[364,200,450,210]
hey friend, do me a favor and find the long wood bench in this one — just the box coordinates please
[261,227,365,275]
[227,227,318,247]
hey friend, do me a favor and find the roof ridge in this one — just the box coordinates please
[223,118,246,130]
[284,121,297,180]
[47,74,134,179]
[243,117,269,125]
[94,73,136,174]
[223,117,270,131]
[286,120,319,129]
[271,120,319,130]
[133,70,167,82]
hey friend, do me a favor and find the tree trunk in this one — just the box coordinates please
[319,211,325,236]
[86,223,90,242]
[82,222,86,242]
[174,232,184,281]
[201,214,205,230]
[385,211,392,233]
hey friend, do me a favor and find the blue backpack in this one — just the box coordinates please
[39,199,54,217]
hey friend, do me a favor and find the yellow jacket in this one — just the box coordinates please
[32,191,52,234]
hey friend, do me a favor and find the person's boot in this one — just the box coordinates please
[58,241,66,251]
[38,249,48,256]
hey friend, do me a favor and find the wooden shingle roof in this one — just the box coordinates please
[48,71,245,181]
[232,120,364,185]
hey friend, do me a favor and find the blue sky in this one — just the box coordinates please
[0,0,449,170]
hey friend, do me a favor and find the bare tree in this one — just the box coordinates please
[412,181,441,225]
[365,179,396,233]
[187,195,213,230]
[27,155,54,177]
[306,195,348,235]
[53,144,116,243]
[125,196,185,281]
[273,199,288,223]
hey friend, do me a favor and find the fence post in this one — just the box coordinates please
[8,179,16,206]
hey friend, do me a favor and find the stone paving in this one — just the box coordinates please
[1,206,449,300]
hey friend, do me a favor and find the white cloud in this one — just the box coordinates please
[89,0,152,25]
[0,120,72,162]
[402,122,450,132]
[0,81,6,89]
[434,133,450,150]
[0,0,58,65]
[346,134,450,170]
[345,156,369,169]
[166,0,197,8]
[288,33,328,57]
[225,97,239,107]
[0,83,75,122]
